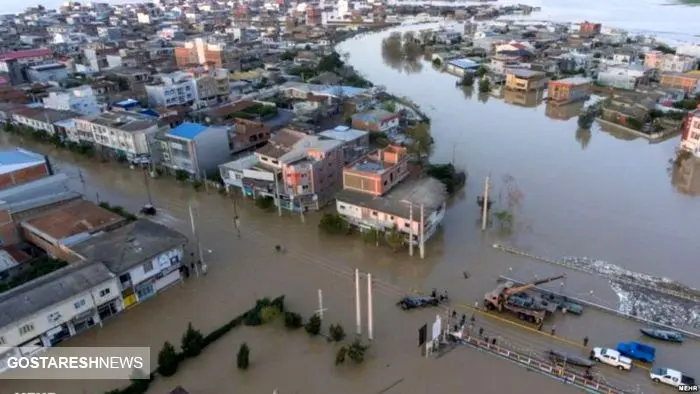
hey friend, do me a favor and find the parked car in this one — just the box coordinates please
[649,367,695,388]
[590,347,632,371]
[616,341,655,363]
[397,295,439,310]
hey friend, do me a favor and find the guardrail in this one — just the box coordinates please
[498,275,700,341]
[454,335,632,394]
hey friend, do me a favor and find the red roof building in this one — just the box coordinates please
[0,48,53,62]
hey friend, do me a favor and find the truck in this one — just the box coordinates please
[650,367,696,388]
[590,347,633,371]
[484,274,565,324]
[616,341,656,363]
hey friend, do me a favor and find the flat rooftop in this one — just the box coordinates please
[507,68,546,79]
[0,148,45,175]
[82,111,157,132]
[21,200,125,243]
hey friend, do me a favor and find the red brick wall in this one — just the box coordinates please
[0,209,19,246]
[0,163,50,190]
[351,118,379,132]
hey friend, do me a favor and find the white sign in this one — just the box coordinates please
[243,168,274,182]
[431,315,442,341]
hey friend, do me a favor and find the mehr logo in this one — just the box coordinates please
[678,385,699,392]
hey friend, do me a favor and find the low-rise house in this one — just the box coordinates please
[318,125,370,164]
[445,58,481,77]
[11,108,79,137]
[547,77,592,105]
[644,51,696,73]
[659,72,700,95]
[219,154,260,191]
[596,66,649,90]
[505,68,548,91]
[351,110,400,134]
[504,89,545,108]
[157,122,231,179]
[146,71,198,108]
[69,219,188,310]
[42,86,101,116]
[229,118,272,154]
[341,145,409,197]
[600,94,656,131]
[681,109,700,156]
[75,111,161,162]
[0,261,122,355]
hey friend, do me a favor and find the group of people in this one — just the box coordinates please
[431,288,449,302]
[181,253,208,278]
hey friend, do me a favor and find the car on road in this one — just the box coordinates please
[397,295,439,310]
[649,367,695,388]
[590,347,632,371]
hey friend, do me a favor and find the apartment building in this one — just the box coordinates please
[229,118,271,154]
[597,66,650,90]
[175,38,241,71]
[644,52,697,73]
[579,21,602,37]
[505,68,548,91]
[75,111,161,160]
[681,110,700,157]
[43,86,101,116]
[0,48,54,85]
[547,77,592,105]
[146,72,198,108]
[157,122,231,179]
[191,68,231,107]
[318,125,369,164]
[11,108,79,136]
[342,145,409,197]
[659,72,700,94]
[351,110,400,134]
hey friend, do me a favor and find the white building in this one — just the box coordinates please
[677,44,700,59]
[0,262,121,364]
[75,111,161,159]
[43,86,101,116]
[146,71,198,108]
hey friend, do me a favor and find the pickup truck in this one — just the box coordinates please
[590,347,632,371]
[650,367,696,388]
[616,341,656,363]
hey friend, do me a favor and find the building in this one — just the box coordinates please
[342,145,409,197]
[547,77,592,105]
[445,58,481,77]
[318,125,370,164]
[219,154,260,191]
[579,21,601,37]
[69,219,188,310]
[11,108,79,137]
[146,72,198,108]
[335,176,447,257]
[174,38,241,71]
[677,44,700,59]
[229,118,271,154]
[504,89,545,108]
[42,86,101,116]
[681,110,700,156]
[351,110,400,134]
[26,63,68,83]
[596,66,649,90]
[0,48,54,85]
[0,262,121,356]
[75,111,161,161]
[157,122,231,179]
[545,101,586,121]
[659,72,700,94]
[644,52,697,73]
[19,200,125,261]
[0,148,52,191]
[191,68,231,108]
[505,68,548,91]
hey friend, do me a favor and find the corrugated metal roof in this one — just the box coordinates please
[0,148,45,175]
[167,122,208,140]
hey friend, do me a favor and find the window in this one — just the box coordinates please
[339,204,346,209]
[99,288,111,297]
[74,299,86,309]
[692,132,700,140]
[143,261,154,273]
[47,312,61,324]
[19,323,35,335]
[372,211,378,216]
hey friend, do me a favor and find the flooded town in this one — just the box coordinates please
[0,0,699,394]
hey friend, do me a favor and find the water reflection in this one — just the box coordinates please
[575,127,592,150]
[672,155,700,196]
[545,101,586,121]
[380,32,424,74]
[477,92,490,104]
[596,119,640,141]
[503,89,545,108]
[461,85,474,100]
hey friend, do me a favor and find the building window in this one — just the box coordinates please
[74,299,86,309]
[372,211,377,216]
[19,323,35,335]
[99,288,111,297]
[143,261,154,273]
[339,204,346,209]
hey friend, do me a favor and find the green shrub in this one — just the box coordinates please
[346,339,368,364]
[305,314,322,336]
[181,322,205,358]
[271,295,286,312]
[284,312,303,329]
[237,343,250,370]
[335,346,347,365]
[260,306,281,323]
[157,341,180,377]
[318,213,350,235]
[329,323,346,342]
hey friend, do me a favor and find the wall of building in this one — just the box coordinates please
[0,162,50,190]
[193,127,232,179]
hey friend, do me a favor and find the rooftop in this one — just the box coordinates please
[0,261,114,330]
[318,125,368,142]
[70,219,187,274]
[352,110,398,124]
[17,108,79,123]
[447,58,481,69]
[21,200,125,243]
[552,76,592,85]
[0,148,45,175]
[167,122,207,140]
[82,111,157,132]
[0,48,52,62]
[0,173,79,214]
[507,68,546,79]
[336,177,447,219]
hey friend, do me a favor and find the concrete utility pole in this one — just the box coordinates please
[274,170,282,217]
[355,269,362,336]
[188,202,201,277]
[481,176,490,231]
[419,204,425,259]
[316,289,327,320]
[78,169,87,197]
[408,203,414,257]
[367,273,373,341]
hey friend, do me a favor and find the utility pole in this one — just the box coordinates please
[367,272,373,341]
[419,204,425,259]
[408,204,414,257]
[316,289,327,320]
[188,202,201,277]
[202,170,209,193]
[451,143,456,166]
[232,198,241,239]
[355,269,362,336]
[274,170,282,216]
[143,168,153,206]
[481,176,490,231]
[78,169,87,197]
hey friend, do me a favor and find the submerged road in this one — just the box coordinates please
[6,136,695,393]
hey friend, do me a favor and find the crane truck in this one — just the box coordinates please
[483,274,566,324]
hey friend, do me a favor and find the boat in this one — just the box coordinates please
[547,349,595,368]
[640,328,684,343]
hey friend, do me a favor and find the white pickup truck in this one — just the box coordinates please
[591,347,632,371]
[650,367,696,388]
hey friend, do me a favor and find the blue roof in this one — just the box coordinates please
[448,58,481,69]
[320,86,367,97]
[0,149,44,166]
[139,109,160,118]
[167,122,208,140]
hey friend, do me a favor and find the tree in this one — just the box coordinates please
[255,196,275,211]
[406,122,433,157]
[157,341,180,377]
[461,73,474,86]
[384,225,404,252]
[260,305,281,323]
[305,313,322,336]
[493,210,514,231]
[474,66,488,77]
[181,323,205,358]
[329,323,346,342]
[237,343,250,370]
[318,213,350,235]
[346,339,368,363]
[175,169,190,181]
[284,312,303,329]
[335,346,347,365]
[280,50,297,61]
[383,101,397,112]
[478,78,491,93]
[361,228,382,246]
[128,368,151,393]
